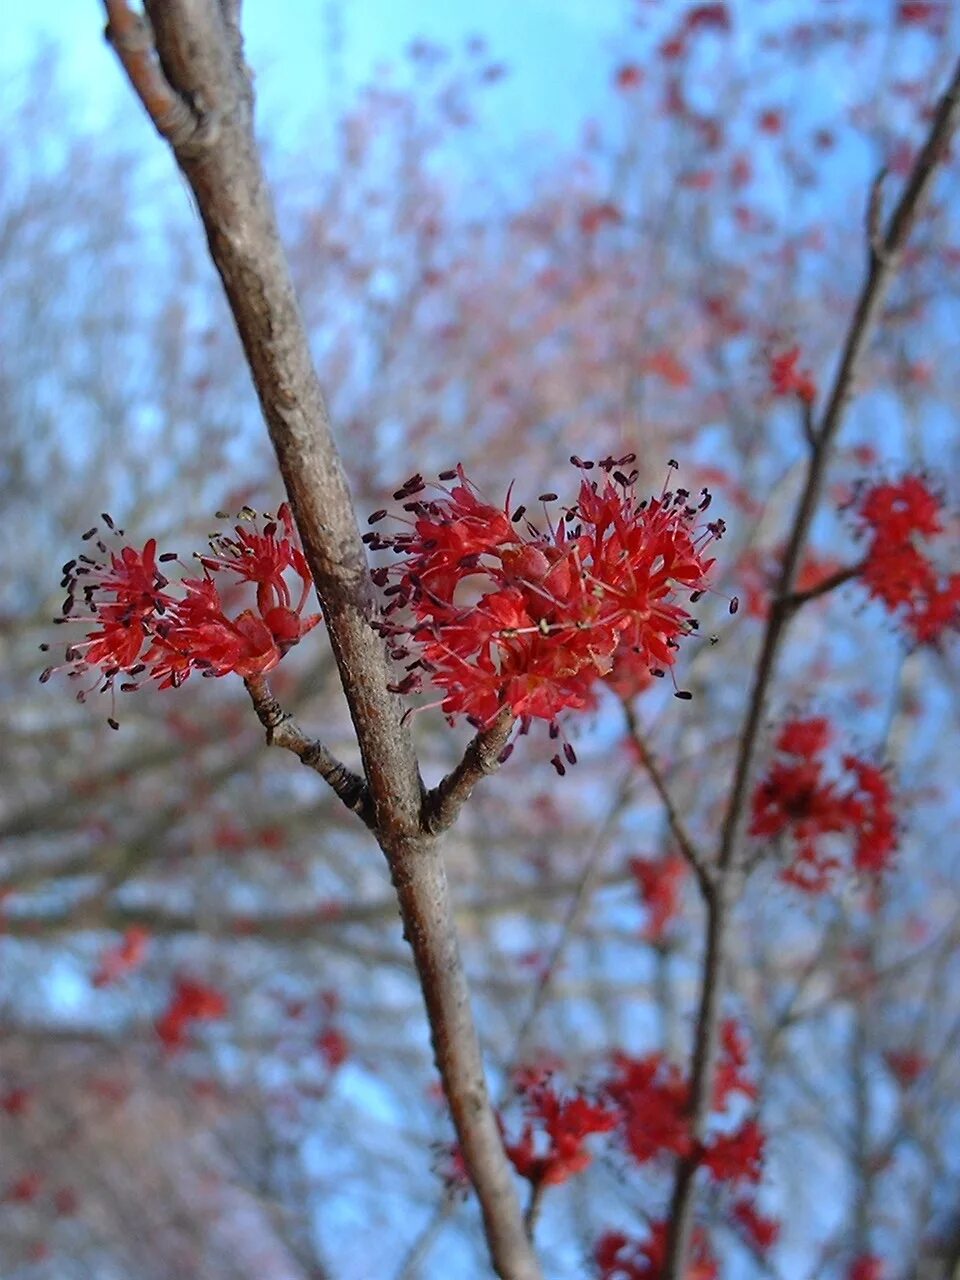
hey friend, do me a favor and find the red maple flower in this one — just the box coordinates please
[896,2,946,26]
[629,854,688,942]
[615,63,643,91]
[604,1052,692,1165]
[316,1028,349,1071]
[884,1048,929,1086]
[4,1172,43,1204]
[505,1081,617,1187]
[750,717,897,889]
[732,1198,780,1251]
[92,925,151,988]
[713,1019,758,1108]
[43,505,321,714]
[685,3,731,33]
[155,976,228,1051]
[595,1221,717,1280]
[701,1117,765,1183]
[849,1256,884,1280]
[1,1088,32,1117]
[368,459,722,738]
[769,346,817,405]
[855,476,959,645]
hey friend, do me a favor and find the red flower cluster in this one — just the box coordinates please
[42,506,321,719]
[603,1052,691,1164]
[602,1024,762,1182]
[367,458,723,739]
[713,1018,759,1109]
[849,1257,884,1280]
[750,718,897,891]
[629,853,688,942]
[769,346,817,405]
[504,1080,618,1188]
[732,1199,780,1252]
[155,977,228,1051]
[595,1222,717,1280]
[856,475,960,644]
[896,2,947,26]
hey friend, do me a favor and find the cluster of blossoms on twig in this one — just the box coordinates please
[486,1021,775,1279]
[42,460,725,765]
[41,505,322,724]
[769,345,817,406]
[750,717,897,892]
[854,474,960,645]
[364,456,726,751]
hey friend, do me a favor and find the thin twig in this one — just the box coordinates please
[244,674,373,826]
[800,397,817,450]
[422,709,514,834]
[779,561,865,613]
[664,55,960,1280]
[621,698,714,898]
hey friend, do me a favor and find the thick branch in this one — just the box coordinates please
[665,56,960,1280]
[104,6,540,1276]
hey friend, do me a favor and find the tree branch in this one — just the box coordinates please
[422,709,515,834]
[621,698,714,898]
[779,561,864,614]
[103,0,206,153]
[664,55,960,1280]
[244,674,372,826]
[103,6,541,1276]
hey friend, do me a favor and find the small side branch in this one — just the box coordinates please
[780,561,864,614]
[103,1,207,153]
[422,708,514,835]
[244,675,373,827]
[622,699,714,898]
[664,55,960,1280]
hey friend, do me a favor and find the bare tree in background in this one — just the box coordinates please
[4,4,960,1280]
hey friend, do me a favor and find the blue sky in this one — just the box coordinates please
[2,0,630,150]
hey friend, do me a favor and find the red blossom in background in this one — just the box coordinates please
[629,853,688,941]
[154,977,228,1052]
[615,63,643,91]
[4,1172,43,1204]
[769,346,817,405]
[713,1019,758,1109]
[1,1088,32,1117]
[91,925,150,988]
[896,2,947,28]
[685,4,732,35]
[732,1199,780,1252]
[884,1048,929,1086]
[701,1117,765,1183]
[316,1028,349,1071]
[367,458,723,738]
[595,1221,718,1280]
[42,505,321,715]
[848,1256,884,1280]
[750,717,897,890]
[504,1080,617,1187]
[603,1052,692,1165]
[855,475,960,645]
